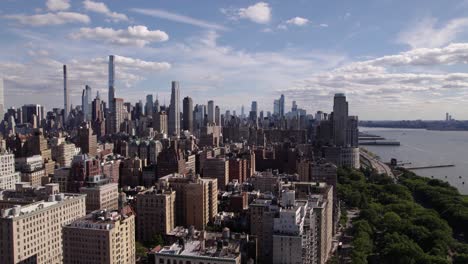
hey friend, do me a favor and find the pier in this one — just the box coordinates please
[359,141,400,146]
[405,164,455,170]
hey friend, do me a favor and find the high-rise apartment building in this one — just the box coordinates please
[78,122,97,157]
[136,188,175,242]
[52,142,77,167]
[332,93,348,146]
[183,96,193,132]
[0,183,86,263]
[153,110,168,134]
[168,81,180,137]
[203,157,229,190]
[80,182,119,213]
[111,98,124,134]
[63,209,135,264]
[272,191,315,264]
[0,150,20,190]
[158,173,218,230]
[16,155,45,187]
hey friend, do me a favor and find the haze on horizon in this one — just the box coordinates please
[2,0,468,120]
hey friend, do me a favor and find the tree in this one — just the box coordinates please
[135,241,147,258]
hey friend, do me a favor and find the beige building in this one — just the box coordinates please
[136,188,175,242]
[158,173,218,230]
[80,182,119,213]
[63,209,136,264]
[52,142,77,167]
[16,155,45,187]
[0,183,86,263]
[0,151,20,190]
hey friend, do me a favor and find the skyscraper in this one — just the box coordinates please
[251,101,258,113]
[215,105,221,126]
[207,100,215,124]
[279,94,285,117]
[111,98,124,134]
[81,85,92,121]
[332,93,348,146]
[194,104,205,130]
[108,55,115,112]
[145,94,154,116]
[63,66,69,122]
[273,99,280,116]
[154,94,160,113]
[168,81,180,136]
[183,96,193,132]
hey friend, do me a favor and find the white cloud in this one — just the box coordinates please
[280,43,468,117]
[131,8,227,31]
[70,25,169,47]
[46,0,70,11]
[369,43,468,67]
[3,12,90,26]
[286,17,309,26]
[113,55,171,71]
[398,17,468,48]
[83,0,128,22]
[319,23,328,28]
[234,2,271,24]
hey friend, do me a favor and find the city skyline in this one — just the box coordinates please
[2,0,468,119]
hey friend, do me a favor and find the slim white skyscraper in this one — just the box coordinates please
[168,81,180,136]
[63,65,69,122]
[108,55,115,112]
[0,78,4,121]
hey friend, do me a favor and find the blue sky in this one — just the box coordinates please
[2,0,468,119]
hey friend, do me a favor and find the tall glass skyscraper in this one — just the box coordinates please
[168,81,180,136]
[279,94,285,117]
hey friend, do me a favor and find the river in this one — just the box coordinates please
[359,127,468,195]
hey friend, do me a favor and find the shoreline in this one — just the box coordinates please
[362,147,467,195]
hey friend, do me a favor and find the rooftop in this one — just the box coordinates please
[65,210,130,230]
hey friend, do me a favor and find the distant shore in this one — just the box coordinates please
[360,120,468,131]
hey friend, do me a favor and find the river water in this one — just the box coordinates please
[359,127,468,194]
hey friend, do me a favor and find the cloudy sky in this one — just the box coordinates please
[2,0,468,120]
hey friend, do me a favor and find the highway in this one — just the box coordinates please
[360,149,395,180]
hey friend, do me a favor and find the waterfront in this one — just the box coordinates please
[360,127,468,194]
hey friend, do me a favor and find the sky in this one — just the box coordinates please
[2,0,468,120]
